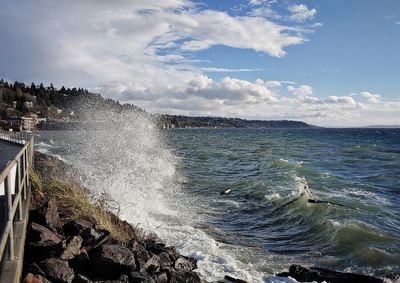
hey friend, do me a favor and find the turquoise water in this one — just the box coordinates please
[37,127,400,281]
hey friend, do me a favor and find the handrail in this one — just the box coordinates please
[0,130,32,145]
[0,130,34,280]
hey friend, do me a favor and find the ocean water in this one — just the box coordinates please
[36,123,400,282]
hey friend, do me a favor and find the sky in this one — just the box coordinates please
[0,0,399,126]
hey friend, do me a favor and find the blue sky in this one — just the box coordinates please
[200,0,400,98]
[0,0,399,126]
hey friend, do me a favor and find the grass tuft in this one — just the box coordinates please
[30,168,136,242]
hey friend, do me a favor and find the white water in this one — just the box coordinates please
[35,111,298,283]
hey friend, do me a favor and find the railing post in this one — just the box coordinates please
[5,176,14,261]
[16,158,23,222]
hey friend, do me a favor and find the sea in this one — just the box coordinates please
[35,117,400,282]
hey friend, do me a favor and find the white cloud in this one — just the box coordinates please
[118,75,277,105]
[325,95,359,108]
[249,0,277,6]
[202,67,265,73]
[357,91,382,103]
[287,4,317,22]
[288,85,314,96]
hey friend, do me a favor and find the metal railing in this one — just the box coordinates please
[0,130,32,145]
[0,130,34,282]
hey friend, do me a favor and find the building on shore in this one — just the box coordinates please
[20,114,38,132]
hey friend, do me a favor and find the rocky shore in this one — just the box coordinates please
[23,153,395,283]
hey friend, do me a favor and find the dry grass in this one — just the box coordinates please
[30,168,136,242]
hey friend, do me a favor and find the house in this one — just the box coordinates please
[20,114,38,132]
[24,101,34,109]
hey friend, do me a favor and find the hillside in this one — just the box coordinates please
[0,79,313,129]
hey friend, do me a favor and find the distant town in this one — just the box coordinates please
[0,79,312,132]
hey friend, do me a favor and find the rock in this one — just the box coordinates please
[158,252,173,269]
[128,271,155,283]
[174,256,197,272]
[60,236,83,260]
[95,275,130,283]
[69,248,90,273]
[142,254,161,274]
[134,249,152,271]
[156,272,169,283]
[23,273,51,283]
[144,240,166,255]
[170,271,204,283]
[62,219,93,236]
[40,258,75,283]
[276,265,384,283]
[224,275,248,283]
[74,274,93,283]
[81,227,110,249]
[26,241,63,262]
[163,246,180,262]
[30,198,61,230]
[90,245,136,277]
[28,222,63,243]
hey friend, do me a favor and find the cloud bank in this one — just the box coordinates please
[0,0,398,126]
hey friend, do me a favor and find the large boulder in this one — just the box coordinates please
[39,258,75,283]
[90,245,136,277]
[27,222,63,243]
[62,219,93,236]
[25,222,64,262]
[30,198,61,230]
[276,265,384,283]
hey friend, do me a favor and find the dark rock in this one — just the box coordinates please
[170,271,204,283]
[144,240,166,255]
[30,198,61,230]
[28,222,63,243]
[142,254,161,274]
[163,246,180,262]
[134,249,151,271]
[90,245,136,277]
[23,273,51,283]
[158,252,173,269]
[69,248,90,273]
[60,236,83,260]
[26,241,63,262]
[156,272,168,283]
[276,264,384,283]
[174,256,197,272]
[62,219,93,236]
[128,271,155,283]
[224,275,249,283]
[40,258,75,283]
[81,227,110,249]
[74,274,93,283]
[94,275,129,283]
